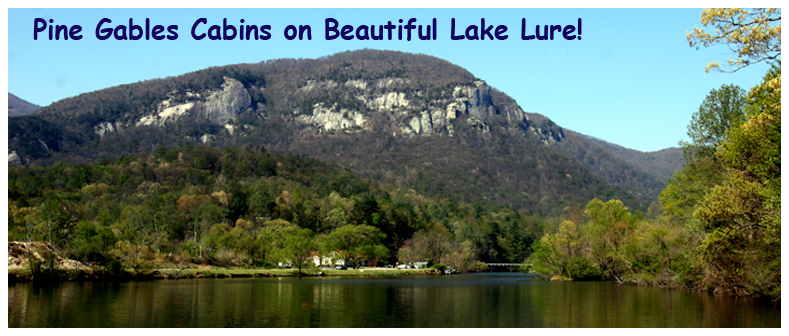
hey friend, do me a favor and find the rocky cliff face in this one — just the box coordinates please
[105,77,256,136]
[396,81,498,136]
[84,72,562,148]
[288,77,560,146]
[20,48,564,154]
[200,77,253,124]
[296,104,366,132]
[9,50,679,212]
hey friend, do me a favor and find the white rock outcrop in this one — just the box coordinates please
[296,104,366,131]
[289,75,534,139]
[375,78,409,89]
[94,121,123,138]
[200,134,215,143]
[201,77,252,124]
[8,151,22,165]
[370,92,409,110]
[137,101,194,127]
[345,79,368,90]
[298,80,339,93]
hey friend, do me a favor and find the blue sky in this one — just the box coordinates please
[6,8,774,152]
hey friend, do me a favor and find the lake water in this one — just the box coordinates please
[7,273,781,327]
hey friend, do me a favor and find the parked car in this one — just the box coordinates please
[334,264,348,270]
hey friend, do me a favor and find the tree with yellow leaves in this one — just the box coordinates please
[687,8,781,72]
[676,8,782,297]
[693,67,781,297]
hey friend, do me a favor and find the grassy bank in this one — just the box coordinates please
[167,266,433,278]
[8,266,435,283]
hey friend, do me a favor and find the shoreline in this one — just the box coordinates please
[8,266,440,284]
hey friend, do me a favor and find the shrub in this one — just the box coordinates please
[564,256,601,280]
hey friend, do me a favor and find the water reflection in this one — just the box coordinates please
[8,273,780,327]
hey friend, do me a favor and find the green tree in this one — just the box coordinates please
[256,219,299,262]
[682,84,747,160]
[226,185,249,224]
[70,221,118,269]
[323,224,388,267]
[8,200,37,241]
[322,202,350,231]
[111,240,163,275]
[678,9,782,297]
[661,85,746,223]
[528,220,583,279]
[231,219,260,259]
[277,228,317,275]
[692,68,781,297]
[582,199,637,281]
[115,205,162,254]
[398,226,456,266]
[35,197,82,247]
[248,183,274,219]
[186,197,225,259]
[444,240,478,272]
[206,218,261,265]
[353,194,379,226]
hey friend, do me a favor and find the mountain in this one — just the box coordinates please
[581,136,683,184]
[8,93,41,116]
[551,129,682,198]
[8,49,682,215]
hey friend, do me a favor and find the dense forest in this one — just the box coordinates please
[9,145,543,274]
[528,9,781,298]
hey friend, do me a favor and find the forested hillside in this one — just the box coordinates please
[9,145,543,273]
[582,135,683,184]
[8,49,678,216]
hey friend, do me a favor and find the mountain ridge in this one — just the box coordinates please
[8,93,41,117]
[8,49,682,215]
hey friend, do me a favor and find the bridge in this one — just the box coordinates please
[485,263,531,267]
[483,263,532,272]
